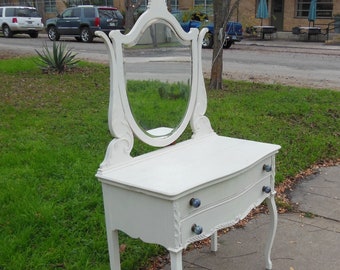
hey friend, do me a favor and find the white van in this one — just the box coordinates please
[0,6,44,38]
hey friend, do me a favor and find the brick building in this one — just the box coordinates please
[1,0,339,32]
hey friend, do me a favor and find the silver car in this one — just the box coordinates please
[0,6,44,38]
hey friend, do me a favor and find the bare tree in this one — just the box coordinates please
[209,0,240,90]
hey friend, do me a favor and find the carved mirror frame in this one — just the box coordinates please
[96,0,213,170]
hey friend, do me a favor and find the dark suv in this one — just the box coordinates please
[46,5,124,42]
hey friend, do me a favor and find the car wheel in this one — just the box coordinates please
[80,27,93,43]
[2,25,13,38]
[47,26,60,41]
[202,32,213,49]
[29,31,39,38]
[223,40,233,49]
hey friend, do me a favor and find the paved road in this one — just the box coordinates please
[222,40,340,90]
[1,34,340,90]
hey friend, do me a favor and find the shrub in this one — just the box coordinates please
[35,42,79,73]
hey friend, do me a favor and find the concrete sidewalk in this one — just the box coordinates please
[164,166,340,270]
[239,38,340,52]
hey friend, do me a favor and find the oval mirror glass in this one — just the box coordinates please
[123,20,192,138]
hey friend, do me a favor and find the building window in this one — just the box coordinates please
[45,0,56,13]
[194,0,213,15]
[171,0,179,11]
[194,0,214,15]
[137,0,179,12]
[296,0,333,18]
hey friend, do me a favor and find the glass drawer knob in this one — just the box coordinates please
[191,224,203,235]
[262,186,272,194]
[190,198,201,208]
[263,164,272,172]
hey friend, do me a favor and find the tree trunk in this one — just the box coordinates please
[150,24,158,48]
[209,49,224,89]
[124,0,143,32]
[166,0,172,12]
[209,0,227,90]
[209,0,240,90]
[124,8,135,32]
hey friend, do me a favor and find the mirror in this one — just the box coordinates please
[123,20,192,137]
[96,0,210,156]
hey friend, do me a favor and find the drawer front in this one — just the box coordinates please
[180,175,272,246]
[178,156,274,218]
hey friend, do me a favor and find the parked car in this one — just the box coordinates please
[0,6,44,38]
[173,11,243,49]
[45,5,125,43]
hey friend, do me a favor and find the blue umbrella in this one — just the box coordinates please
[256,0,269,26]
[308,0,317,26]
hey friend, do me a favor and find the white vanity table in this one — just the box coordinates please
[95,1,280,270]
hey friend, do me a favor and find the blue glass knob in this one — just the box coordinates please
[263,164,272,172]
[191,224,203,235]
[190,198,201,208]
[262,186,272,194]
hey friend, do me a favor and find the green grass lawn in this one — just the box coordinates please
[0,57,339,269]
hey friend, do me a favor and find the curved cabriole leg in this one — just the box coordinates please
[264,194,278,270]
[169,250,183,270]
[107,229,121,270]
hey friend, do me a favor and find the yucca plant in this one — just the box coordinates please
[35,42,79,73]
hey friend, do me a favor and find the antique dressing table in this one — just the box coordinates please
[95,1,280,269]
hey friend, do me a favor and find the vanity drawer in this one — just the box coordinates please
[180,174,272,245]
[177,156,274,218]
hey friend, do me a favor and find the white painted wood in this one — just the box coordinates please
[147,127,174,137]
[95,1,280,270]
[169,250,183,270]
[96,0,211,151]
[107,229,121,270]
[211,231,218,252]
[265,194,278,270]
[98,135,278,198]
